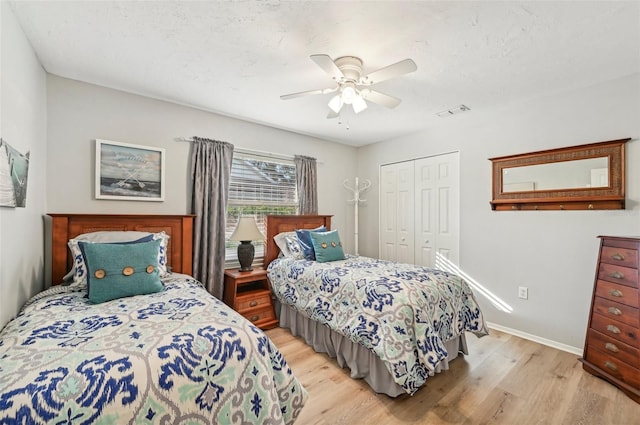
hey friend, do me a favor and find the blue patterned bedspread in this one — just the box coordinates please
[0,274,307,424]
[268,256,488,395]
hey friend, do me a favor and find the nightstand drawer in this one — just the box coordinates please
[236,289,272,312]
[242,306,276,325]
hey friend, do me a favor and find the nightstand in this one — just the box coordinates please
[223,268,278,330]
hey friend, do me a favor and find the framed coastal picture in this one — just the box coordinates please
[95,139,165,201]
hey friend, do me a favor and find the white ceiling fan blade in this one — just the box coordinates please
[359,59,417,85]
[280,86,337,100]
[326,110,339,119]
[310,54,344,81]
[360,89,402,108]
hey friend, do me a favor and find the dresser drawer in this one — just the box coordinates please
[585,346,640,389]
[235,289,272,312]
[242,306,276,325]
[595,279,639,308]
[598,263,638,288]
[593,296,640,328]
[601,246,638,269]
[591,313,639,348]
[587,329,639,367]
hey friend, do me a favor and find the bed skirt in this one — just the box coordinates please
[276,300,468,397]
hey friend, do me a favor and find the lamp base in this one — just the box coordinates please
[237,241,255,272]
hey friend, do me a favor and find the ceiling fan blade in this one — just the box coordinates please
[360,89,402,109]
[359,59,417,85]
[327,110,339,119]
[280,86,337,100]
[310,54,344,81]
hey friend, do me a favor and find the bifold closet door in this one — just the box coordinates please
[380,161,414,263]
[414,153,459,268]
[380,152,459,268]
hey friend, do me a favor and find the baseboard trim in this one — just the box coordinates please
[486,322,583,356]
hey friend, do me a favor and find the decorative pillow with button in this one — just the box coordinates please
[79,239,163,304]
[295,226,327,260]
[309,230,346,263]
[67,231,170,284]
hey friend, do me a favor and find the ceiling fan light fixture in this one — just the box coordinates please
[352,95,368,114]
[328,94,343,113]
[341,84,357,104]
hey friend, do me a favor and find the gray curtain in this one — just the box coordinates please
[190,137,234,298]
[294,155,318,214]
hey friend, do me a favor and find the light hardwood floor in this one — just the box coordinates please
[266,327,639,425]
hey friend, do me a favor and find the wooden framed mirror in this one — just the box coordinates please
[489,138,630,211]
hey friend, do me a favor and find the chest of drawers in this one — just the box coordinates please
[581,236,640,403]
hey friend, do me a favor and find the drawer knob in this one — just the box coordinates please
[250,315,259,322]
[606,324,621,334]
[605,342,619,353]
[607,307,622,316]
[611,253,624,261]
[609,289,623,298]
[604,361,618,372]
[249,301,258,307]
[610,271,624,280]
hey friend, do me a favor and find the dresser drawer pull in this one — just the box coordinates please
[609,289,623,298]
[249,301,258,307]
[605,342,619,353]
[607,307,622,316]
[609,271,624,280]
[610,253,625,261]
[604,361,618,371]
[606,324,621,334]
[250,315,260,322]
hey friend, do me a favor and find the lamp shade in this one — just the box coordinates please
[229,216,265,242]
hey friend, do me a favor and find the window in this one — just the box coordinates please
[226,150,298,266]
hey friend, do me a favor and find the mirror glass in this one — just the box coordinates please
[502,157,609,193]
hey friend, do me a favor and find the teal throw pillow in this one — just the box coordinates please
[309,230,345,263]
[296,226,327,260]
[80,239,163,304]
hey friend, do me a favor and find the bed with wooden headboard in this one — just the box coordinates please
[263,214,488,397]
[48,213,194,284]
[0,213,308,424]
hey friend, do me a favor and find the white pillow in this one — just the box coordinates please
[274,231,296,257]
[67,231,170,284]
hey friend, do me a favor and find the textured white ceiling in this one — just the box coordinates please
[9,1,640,147]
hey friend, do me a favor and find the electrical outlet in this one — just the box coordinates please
[518,286,528,299]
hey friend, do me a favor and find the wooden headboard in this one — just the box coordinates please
[263,215,332,267]
[48,214,195,284]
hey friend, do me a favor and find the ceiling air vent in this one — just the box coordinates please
[436,104,470,117]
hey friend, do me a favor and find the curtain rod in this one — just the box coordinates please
[176,137,322,163]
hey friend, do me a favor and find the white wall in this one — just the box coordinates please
[0,2,47,329]
[46,75,358,276]
[357,74,640,351]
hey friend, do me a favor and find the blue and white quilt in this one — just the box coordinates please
[0,274,307,425]
[268,256,489,395]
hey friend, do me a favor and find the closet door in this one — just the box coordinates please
[380,161,414,263]
[414,152,459,268]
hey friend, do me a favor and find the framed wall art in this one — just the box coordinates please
[0,138,30,208]
[95,139,165,201]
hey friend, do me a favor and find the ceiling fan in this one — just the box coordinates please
[280,54,417,118]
